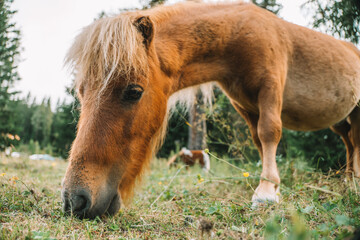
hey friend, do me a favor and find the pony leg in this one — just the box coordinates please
[231,101,262,159]
[201,151,211,172]
[330,120,354,175]
[251,88,282,206]
[349,107,360,177]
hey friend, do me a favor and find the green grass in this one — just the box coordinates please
[0,153,359,239]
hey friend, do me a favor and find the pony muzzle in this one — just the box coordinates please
[61,185,121,219]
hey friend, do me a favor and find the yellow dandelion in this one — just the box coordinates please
[14,135,20,141]
[204,148,209,154]
[51,162,57,167]
[158,181,162,185]
[243,172,250,178]
[0,173,5,177]
[198,178,205,184]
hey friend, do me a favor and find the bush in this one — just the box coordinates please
[283,129,346,171]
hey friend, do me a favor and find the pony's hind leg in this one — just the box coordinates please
[330,120,354,175]
[349,107,360,177]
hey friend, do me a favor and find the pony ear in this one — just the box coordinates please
[134,16,154,48]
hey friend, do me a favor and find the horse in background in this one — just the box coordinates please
[62,1,360,219]
[167,147,210,172]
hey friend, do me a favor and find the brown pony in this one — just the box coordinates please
[62,1,360,218]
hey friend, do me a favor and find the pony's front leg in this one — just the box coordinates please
[251,87,282,206]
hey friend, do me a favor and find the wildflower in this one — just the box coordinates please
[6,133,14,140]
[14,135,20,141]
[158,181,162,185]
[336,170,340,174]
[11,176,19,181]
[243,172,250,178]
[51,162,57,167]
[204,148,209,154]
[198,178,205,184]
[9,177,18,184]
[276,192,280,196]
[0,173,5,177]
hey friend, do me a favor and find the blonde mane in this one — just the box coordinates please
[65,1,242,99]
[65,13,149,97]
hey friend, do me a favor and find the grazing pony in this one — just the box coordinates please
[167,147,211,172]
[62,1,360,218]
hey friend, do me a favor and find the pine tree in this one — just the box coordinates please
[51,87,79,158]
[0,0,21,150]
[30,98,53,147]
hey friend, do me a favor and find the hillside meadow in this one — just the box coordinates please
[0,152,359,239]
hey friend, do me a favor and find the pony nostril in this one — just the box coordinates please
[106,194,121,216]
[62,189,91,218]
[70,193,91,216]
[71,195,87,212]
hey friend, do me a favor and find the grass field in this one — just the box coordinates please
[0,153,359,239]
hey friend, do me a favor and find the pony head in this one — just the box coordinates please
[62,13,171,219]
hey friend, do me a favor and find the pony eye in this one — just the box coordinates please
[122,84,144,102]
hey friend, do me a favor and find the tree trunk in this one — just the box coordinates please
[187,90,207,150]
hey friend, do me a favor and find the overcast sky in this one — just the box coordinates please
[11,0,309,107]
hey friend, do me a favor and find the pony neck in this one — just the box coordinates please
[154,15,230,94]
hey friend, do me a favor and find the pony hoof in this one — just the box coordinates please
[251,198,277,209]
[251,181,280,209]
